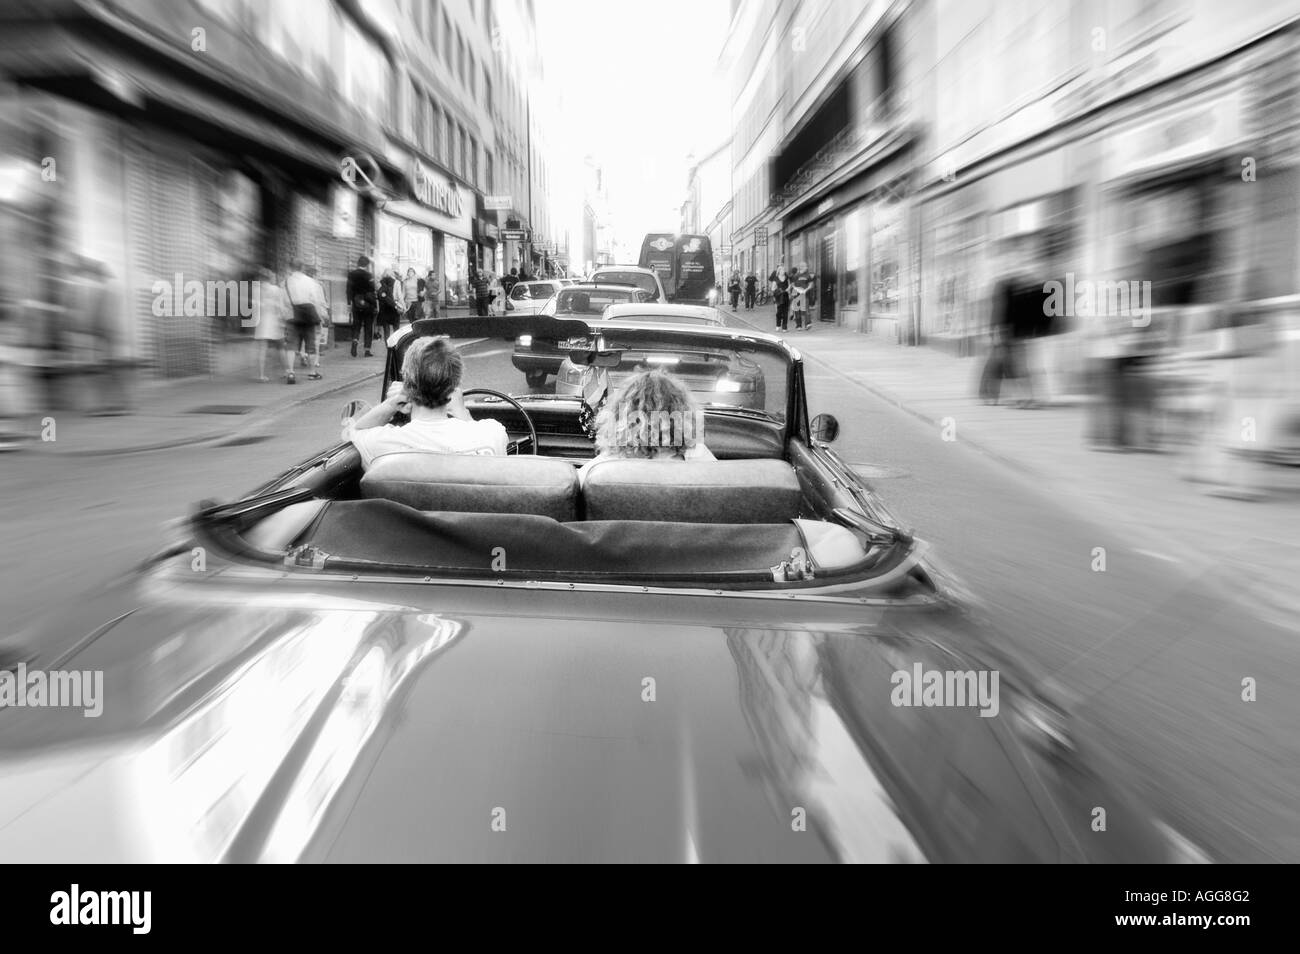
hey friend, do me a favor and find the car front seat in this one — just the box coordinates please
[360,452,580,521]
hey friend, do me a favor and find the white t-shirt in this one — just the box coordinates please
[348,416,509,467]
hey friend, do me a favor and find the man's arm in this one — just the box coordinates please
[348,382,409,432]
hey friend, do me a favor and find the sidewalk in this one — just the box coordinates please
[16,335,384,457]
[721,303,1300,602]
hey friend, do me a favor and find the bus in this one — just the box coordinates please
[638,233,716,305]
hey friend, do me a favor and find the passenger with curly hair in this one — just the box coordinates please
[578,367,715,485]
[345,336,507,468]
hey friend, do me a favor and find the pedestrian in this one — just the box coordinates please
[488,271,506,315]
[743,271,757,309]
[502,267,519,298]
[771,262,791,331]
[347,255,377,357]
[377,268,401,346]
[470,266,492,317]
[402,268,421,325]
[252,267,292,383]
[727,273,741,309]
[423,269,441,319]
[286,260,326,379]
[986,241,1052,408]
[791,266,812,331]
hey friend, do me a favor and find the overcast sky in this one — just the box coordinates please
[536,0,732,246]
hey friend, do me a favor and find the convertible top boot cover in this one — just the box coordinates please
[306,500,806,578]
[581,459,803,523]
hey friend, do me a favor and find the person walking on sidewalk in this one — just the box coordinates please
[470,266,492,317]
[791,267,813,331]
[771,263,791,332]
[347,256,377,358]
[727,273,741,309]
[744,271,757,309]
[286,261,327,380]
[377,268,401,346]
[252,267,292,383]
[402,268,422,326]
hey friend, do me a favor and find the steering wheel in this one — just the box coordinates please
[461,388,539,455]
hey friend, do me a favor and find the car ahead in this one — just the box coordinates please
[553,333,767,410]
[512,284,654,386]
[588,265,666,302]
[0,312,1210,863]
[504,279,563,316]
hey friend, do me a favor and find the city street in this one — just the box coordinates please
[3,0,1299,880]
[2,325,1294,862]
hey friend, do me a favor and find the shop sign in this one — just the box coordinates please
[413,159,464,217]
[1110,90,1243,178]
[485,195,513,210]
[500,228,529,242]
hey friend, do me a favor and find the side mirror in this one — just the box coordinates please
[810,413,839,443]
[340,399,372,426]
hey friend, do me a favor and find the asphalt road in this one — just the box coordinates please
[1,329,1294,862]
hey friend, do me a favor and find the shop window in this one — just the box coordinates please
[843,208,862,307]
[870,201,902,316]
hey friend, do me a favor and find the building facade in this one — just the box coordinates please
[0,0,559,381]
[721,0,1300,362]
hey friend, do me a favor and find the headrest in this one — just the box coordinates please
[581,459,802,523]
[361,453,579,521]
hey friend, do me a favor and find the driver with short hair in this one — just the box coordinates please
[345,336,508,467]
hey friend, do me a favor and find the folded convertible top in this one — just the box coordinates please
[304,499,805,577]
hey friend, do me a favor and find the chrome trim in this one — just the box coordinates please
[168,544,942,607]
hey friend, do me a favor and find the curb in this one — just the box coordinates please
[718,306,1046,479]
[51,369,383,458]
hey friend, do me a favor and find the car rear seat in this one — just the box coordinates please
[360,452,579,521]
[581,458,803,523]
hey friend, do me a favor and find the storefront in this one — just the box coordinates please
[381,157,473,309]
[1098,84,1252,311]
[781,146,911,335]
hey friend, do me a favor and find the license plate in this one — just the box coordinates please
[561,336,591,350]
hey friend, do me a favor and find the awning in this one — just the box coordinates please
[381,199,473,241]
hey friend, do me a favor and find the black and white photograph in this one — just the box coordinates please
[0,0,1295,889]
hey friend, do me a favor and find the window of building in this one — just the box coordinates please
[448,122,459,174]
[443,12,452,64]
[424,94,436,156]
[471,137,479,188]
[483,63,492,113]
[411,79,425,146]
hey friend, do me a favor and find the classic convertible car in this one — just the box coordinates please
[0,315,1208,862]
